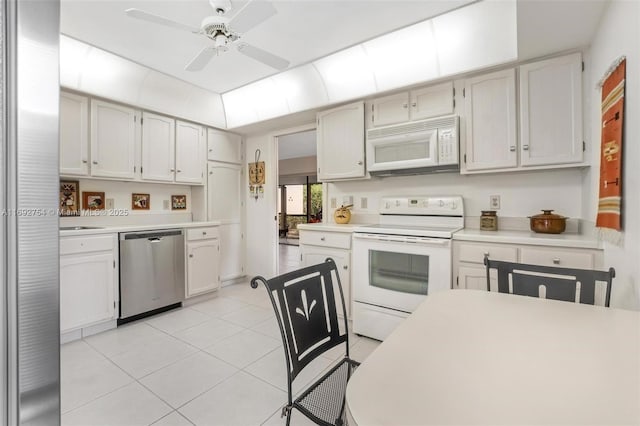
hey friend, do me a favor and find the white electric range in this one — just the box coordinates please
[352,195,464,341]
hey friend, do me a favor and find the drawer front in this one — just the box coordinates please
[186,226,220,241]
[458,243,517,264]
[520,247,595,269]
[60,234,114,255]
[299,230,351,249]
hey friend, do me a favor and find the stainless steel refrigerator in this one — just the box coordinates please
[2,1,61,424]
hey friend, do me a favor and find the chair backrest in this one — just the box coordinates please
[250,258,350,383]
[484,256,615,307]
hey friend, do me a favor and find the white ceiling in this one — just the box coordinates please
[278,129,316,160]
[60,0,475,94]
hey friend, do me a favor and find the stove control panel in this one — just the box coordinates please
[380,196,464,216]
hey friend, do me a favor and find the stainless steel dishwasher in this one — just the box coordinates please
[119,229,185,322]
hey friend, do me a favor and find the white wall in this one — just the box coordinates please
[327,169,584,224]
[583,0,640,310]
[59,179,193,227]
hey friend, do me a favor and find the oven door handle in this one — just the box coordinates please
[354,233,449,245]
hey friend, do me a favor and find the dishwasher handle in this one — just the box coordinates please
[120,229,183,240]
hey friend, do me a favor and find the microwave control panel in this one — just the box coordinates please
[437,127,458,165]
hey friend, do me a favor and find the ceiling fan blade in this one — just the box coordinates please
[185,47,217,71]
[237,43,289,70]
[228,0,277,33]
[125,8,200,33]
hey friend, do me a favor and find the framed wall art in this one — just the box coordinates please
[82,191,105,210]
[132,193,150,210]
[171,195,187,210]
[59,180,80,216]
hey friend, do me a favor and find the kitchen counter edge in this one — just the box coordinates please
[59,221,222,237]
[453,229,602,249]
[297,223,365,233]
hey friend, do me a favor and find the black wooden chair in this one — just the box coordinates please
[251,258,359,426]
[484,255,615,307]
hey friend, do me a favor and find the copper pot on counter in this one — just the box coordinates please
[529,210,567,234]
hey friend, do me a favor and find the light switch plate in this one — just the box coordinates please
[163,200,170,210]
[330,198,337,209]
[360,197,368,209]
[343,196,354,206]
[105,198,114,209]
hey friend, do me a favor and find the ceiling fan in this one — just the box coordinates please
[125,0,290,72]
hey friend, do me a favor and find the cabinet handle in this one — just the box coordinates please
[203,232,207,236]
[189,254,193,258]
[552,258,560,265]
[177,169,182,173]
[509,146,516,152]
[343,265,348,270]
[402,103,408,109]
[320,237,325,241]
[523,145,530,151]
[357,160,363,165]
[92,161,98,165]
[411,102,417,107]
[208,149,212,152]
[170,168,175,172]
[82,159,88,164]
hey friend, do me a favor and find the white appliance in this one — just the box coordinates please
[366,115,459,176]
[352,195,464,341]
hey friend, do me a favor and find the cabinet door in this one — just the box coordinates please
[207,162,241,221]
[90,99,137,179]
[371,92,409,127]
[520,53,583,166]
[301,246,351,317]
[60,251,115,332]
[464,68,517,171]
[60,92,89,176]
[410,81,454,120]
[207,129,242,163]
[141,112,175,182]
[186,239,220,297]
[457,265,497,292]
[317,102,365,181]
[176,120,204,184]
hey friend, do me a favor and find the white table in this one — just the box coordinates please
[346,290,640,425]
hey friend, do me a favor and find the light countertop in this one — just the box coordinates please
[59,221,221,237]
[296,223,366,233]
[453,228,601,249]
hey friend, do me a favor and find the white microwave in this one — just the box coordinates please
[366,115,459,175]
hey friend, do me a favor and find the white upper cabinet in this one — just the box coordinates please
[90,99,137,179]
[317,101,365,181]
[175,120,204,184]
[370,81,454,127]
[519,53,583,167]
[141,112,175,182]
[463,68,517,171]
[207,129,242,164]
[60,92,89,176]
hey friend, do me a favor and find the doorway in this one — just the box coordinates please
[276,129,318,273]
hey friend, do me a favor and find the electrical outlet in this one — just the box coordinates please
[489,195,501,210]
[360,197,368,209]
[105,198,114,209]
[330,198,337,209]
[163,200,170,210]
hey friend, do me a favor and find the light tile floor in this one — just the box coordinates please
[278,244,301,274]
[61,281,380,426]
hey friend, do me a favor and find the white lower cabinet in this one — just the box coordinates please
[186,227,221,297]
[453,240,603,293]
[59,234,117,334]
[299,230,352,318]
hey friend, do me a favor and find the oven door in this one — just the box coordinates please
[352,233,451,313]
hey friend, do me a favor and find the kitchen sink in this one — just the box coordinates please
[59,226,104,231]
